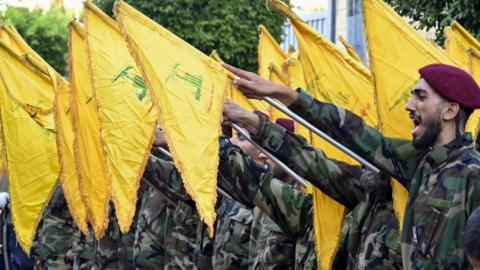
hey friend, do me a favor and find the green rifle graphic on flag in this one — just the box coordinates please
[112,65,148,101]
[165,63,203,101]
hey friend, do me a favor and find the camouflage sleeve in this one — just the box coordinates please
[252,115,365,208]
[467,169,480,214]
[218,136,312,238]
[143,157,193,205]
[287,89,423,187]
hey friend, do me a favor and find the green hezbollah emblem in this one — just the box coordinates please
[165,63,203,101]
[112,66,148,101]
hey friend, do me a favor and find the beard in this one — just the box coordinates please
[412,111,443,149]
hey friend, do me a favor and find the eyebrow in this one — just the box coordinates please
[411,88,428,95]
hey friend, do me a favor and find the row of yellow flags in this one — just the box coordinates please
[0,0,478,269]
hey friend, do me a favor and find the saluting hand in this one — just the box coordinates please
[222,100,261,135]
[223,63,299,105]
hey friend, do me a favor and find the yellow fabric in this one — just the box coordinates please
[257,25,291,121]
[279,52,312,193]
[258,25,288,78]
[61,21,105,235]
[0,25,46,65]
[0,118,5,175]
[269,1,379,268]
[84,2,157,237]
[116,1,227,236]
[258,25,312,158]
[363,0,458,138]
[338,35,362,63]
[363,0,461,229]
[445,27,470,67]
[210,50,270,115]
[0,42,59,253]
[69,19,110,237]
[471,49,480,82]
[450,21,480,52]
[445,22,480,140]
[1,23,88,235]
[0,26,54,131]
[280,52,312,142]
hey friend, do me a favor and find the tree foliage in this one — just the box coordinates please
[94,0,287,72]
[0,6,71,75]
[385,0,480,44]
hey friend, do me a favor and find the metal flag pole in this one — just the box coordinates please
[231,123,308,188]
[152,148,233,200]
[262,97,380,173]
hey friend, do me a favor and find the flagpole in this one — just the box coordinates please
[152,148,234,200]
[262,97,380,173]
[231,123,308,188]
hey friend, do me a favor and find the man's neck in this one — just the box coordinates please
[433,124,464,149]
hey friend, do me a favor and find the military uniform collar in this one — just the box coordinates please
[424,133,473,167]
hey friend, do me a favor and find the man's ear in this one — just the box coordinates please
[442,102,460,121]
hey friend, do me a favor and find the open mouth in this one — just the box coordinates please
[410,115,422,137]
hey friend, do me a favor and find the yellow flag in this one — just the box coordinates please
[445,22,480,139]
[0,25,46,64]
[0,120,5,175]
[258,25,293,121]
[210,50,270,115]
[445,27,470,67]
[269,1,379,268]
[0,41,59,252]
[280,51,312,143]
[69,20,108,236]
[258,25,288,78]
[363,0,458,138]
[447,21,480,55]
[53,74,89,234]
[0,24,87,235]
[471,48,480,82]
[116,1,228,235]
[338,35,362,63]
[83,2,157,236]
[0,25,55,135]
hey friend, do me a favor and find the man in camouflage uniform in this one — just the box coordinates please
[226,117,296,269]
[33,186,76,270]
[217,135,317,269]
[71,204,137,270]
[226,62,480,269]
[139,150,213,270]
[133,179,171,269]
[218,122,404,269]
[142,151,252,270]
[212,195,252,269]
[140,127,252,269]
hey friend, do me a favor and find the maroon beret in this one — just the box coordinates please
[276,118,295,133]
[253,110,270,120]
[418,63,480,109]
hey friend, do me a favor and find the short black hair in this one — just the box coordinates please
[457,106,473,127]
[466,207,480,259]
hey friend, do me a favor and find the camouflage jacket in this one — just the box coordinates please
[251,113,402,269]
[213,195,252,269]
[140,156,214,270]
[249,207,295,269]
[286,89,480,269]
[217,137,317,269]
[34,186,76,270]
[133,182,171,269]
[72,205,136,270]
